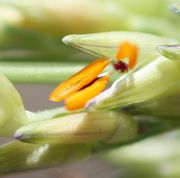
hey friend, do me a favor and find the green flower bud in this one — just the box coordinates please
[14,111,137,145]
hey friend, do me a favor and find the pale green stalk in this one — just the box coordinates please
[0,62,85,83]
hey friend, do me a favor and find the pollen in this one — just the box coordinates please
[65,76,109,110]
[49,58,110,103]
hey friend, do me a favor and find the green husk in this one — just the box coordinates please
[87,56,180,110]
[0,73,28,136]
[14,111,137,145]
[63,32,178,70]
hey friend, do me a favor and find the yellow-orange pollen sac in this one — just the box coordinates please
[49,41,138,111]
[49,58,110,110]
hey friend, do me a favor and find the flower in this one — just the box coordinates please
[49,41,138,110]
[58,32,179,111]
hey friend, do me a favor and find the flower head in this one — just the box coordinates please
[49,41,138,110]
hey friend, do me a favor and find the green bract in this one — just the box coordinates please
[88,56,180,110]
[0,73,28,136]
[14,111,137,144]
[63,31,178,69]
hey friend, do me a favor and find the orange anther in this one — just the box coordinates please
[116,42,138,69]
[65,76,109,110]
[49,58,110,102]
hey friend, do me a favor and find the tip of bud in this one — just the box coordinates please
[13,132,23,140]
[62,35,77,45]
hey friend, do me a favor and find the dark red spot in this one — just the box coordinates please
[113,61,128,72]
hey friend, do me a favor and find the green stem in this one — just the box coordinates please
[0,62,85,83]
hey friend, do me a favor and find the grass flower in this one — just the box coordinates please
[0,1,180,176]
[49,32,179,111]
[49,41,138,110]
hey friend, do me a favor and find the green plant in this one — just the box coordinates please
[0,1,179,177]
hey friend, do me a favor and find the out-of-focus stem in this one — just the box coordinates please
[0,141,91,176]
[0,62,85,83]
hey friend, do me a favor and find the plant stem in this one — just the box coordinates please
[0,62,85,83]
